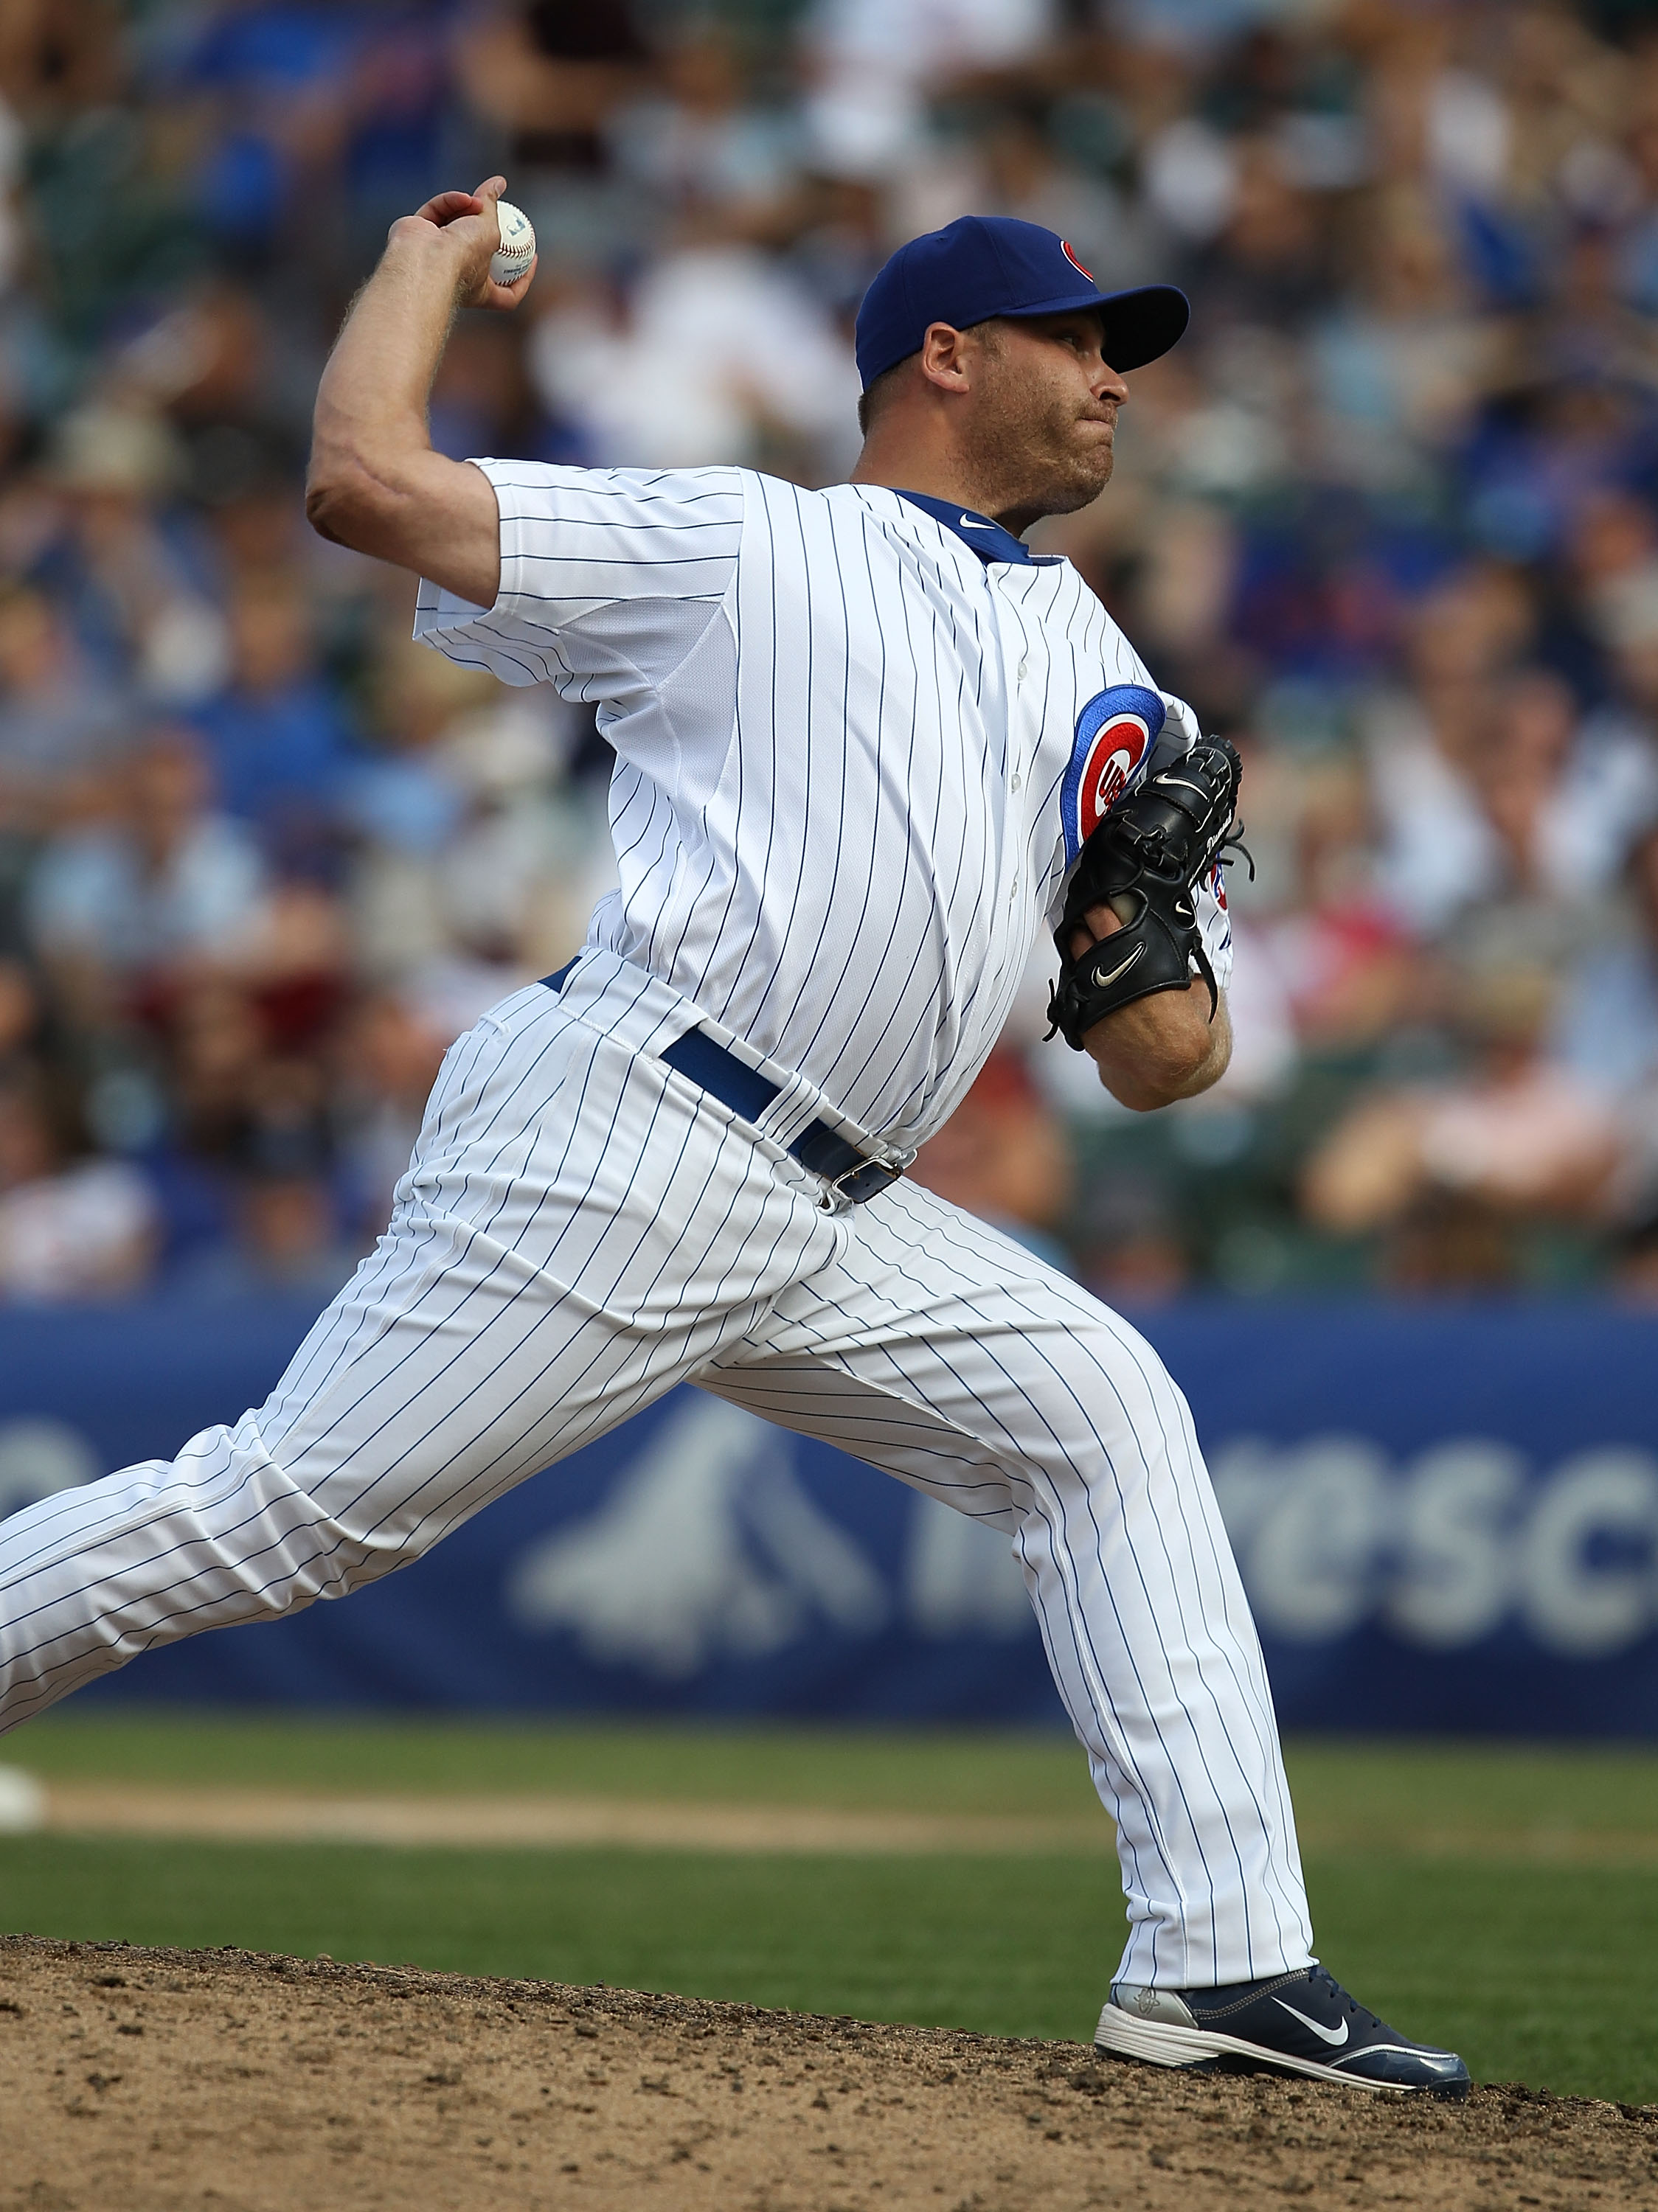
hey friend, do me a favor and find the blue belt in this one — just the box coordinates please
[541,961,901,1206]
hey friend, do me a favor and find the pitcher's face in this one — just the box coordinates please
[957,312,1131,521]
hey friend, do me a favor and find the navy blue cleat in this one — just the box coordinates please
[1095,1965,1471,2097]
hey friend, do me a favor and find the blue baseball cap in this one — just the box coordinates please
[854,215,1189,389]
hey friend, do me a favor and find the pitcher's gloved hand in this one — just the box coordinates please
[1047,734,1249,1051]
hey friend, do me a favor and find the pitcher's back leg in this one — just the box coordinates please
[0,987,839,1733]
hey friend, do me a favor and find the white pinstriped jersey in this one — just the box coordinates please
[414,465,1232,1155]
[1,478,1307,2004]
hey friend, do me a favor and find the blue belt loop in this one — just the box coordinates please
[538,961,899,1206]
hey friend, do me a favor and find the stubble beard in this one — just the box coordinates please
[964,375,1115,524]
[1041,431,1114,517]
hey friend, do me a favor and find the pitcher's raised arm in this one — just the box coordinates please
[305,178,535,608]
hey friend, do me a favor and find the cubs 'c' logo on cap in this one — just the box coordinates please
[1060,684,1165,864]
[1060,240,1094,281]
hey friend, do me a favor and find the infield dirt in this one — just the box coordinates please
[2,1935,1654,2212]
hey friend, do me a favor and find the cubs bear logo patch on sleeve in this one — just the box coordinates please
[1060,684,1166,865]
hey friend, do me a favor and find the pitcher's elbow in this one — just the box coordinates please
[304,419,405,548]
[1103,1066,1190,1113]
[302,474,341,543]
[1089,1004,1231,1113]
[304,457,370,546]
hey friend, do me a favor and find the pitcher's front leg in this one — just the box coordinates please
[699,1176,1314,1992]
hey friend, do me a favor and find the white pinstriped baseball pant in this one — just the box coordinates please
[0,955,1314,1992]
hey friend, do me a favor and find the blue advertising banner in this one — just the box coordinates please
[1,1297,1655,1735]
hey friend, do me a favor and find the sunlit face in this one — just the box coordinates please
[956,312,1129,523]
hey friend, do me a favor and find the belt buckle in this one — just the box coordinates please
[828,1155,902,1207]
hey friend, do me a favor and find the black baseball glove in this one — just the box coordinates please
[1046,733,1248,1051]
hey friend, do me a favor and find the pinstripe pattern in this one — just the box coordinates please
[697,1178,1311,1989]
[0,465,1309,1994]
[414,467,1229,1155]
[0,975,840,1725]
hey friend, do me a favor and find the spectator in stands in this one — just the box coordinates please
[8,0,1658,1296]
[331,990,447,1239]
[396,695,609,1041]
[180,1158,360,1301]
[164,976,266,1169]
[0,1061,156,1303]
[1309,185,1496,493]
[527,227,859,476]
[1072,1173,1190,1306]
[1550,822,1658,1237]
[190,583,351,867]
[172,1,362,268]
[0,960,39,1061]
[1465,667,1658,922]
[41,400,227,707]
[453,0,652,263]
[608,24,802,234]
[1182,130,1335,336]
[1554,821,1658,1099]
[176,1051,358,1301]
[0,585,128,835]
[1300,962,1624,1287]
[801,0,1059,184]
[1257,756,1423,1053]
[1365,568,1538,937]
[26,725,268,1036]
[909,1047,1075,1272]
[427,316,557,467]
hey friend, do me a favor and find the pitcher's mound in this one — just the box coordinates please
[1,1935,1652,2211]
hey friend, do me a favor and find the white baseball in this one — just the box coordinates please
[490,199,535,288]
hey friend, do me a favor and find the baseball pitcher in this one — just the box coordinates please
[0,184,1467,2096]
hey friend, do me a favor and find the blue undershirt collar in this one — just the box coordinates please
[891,488,1063,566]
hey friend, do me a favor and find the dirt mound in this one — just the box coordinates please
[1,1935,1653,2212]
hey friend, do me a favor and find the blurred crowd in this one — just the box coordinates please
[4,0,1658,1304]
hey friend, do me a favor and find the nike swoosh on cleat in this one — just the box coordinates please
[1091,945,1145,990]
[1272,1999,1350,2047]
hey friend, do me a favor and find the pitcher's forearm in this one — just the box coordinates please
[1086,984,1231,1112]
[311,225,465,489]
[305,183,527,603]
[306,225,473,554]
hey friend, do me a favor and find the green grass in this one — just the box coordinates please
[12,1710,1658,1839]
[2,1711,1656,2104]
[4,1709,1105,1815]
[0,1837,1122,2042]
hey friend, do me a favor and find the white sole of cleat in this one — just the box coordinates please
[1094,2003,1467,2096]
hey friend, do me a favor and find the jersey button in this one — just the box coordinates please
[1010,772,1022,792]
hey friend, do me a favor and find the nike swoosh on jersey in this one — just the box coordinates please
[958,514,994,527]
[1272,1999,1350,2046]
[1091,944,1146,990]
